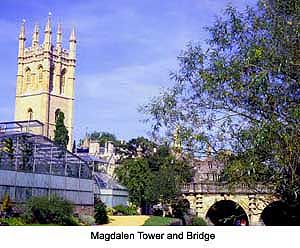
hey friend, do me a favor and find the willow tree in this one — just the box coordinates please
[142,0,300,222]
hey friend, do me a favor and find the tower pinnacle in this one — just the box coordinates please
[69,26,76,60]
[32,23,39,47]
[19,19,26,40]
[43,13,52,50]
[56,23,62,48]
[69,26,76,42]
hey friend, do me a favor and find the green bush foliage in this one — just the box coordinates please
[94,198,108,225]
[106,207,115,216]
[23,195,76,225]
[190,216,207,226]
[0,217,26,226]
[143,216,179,226]
[78,214,95,226]
[1,192,13,215]
[113,204,138,216]
[172,198,190,219]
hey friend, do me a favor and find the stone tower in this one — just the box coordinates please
[14,15,76,150]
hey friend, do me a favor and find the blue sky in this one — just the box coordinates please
[0,0,256,142]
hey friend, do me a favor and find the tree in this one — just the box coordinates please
[115,158,154,209]
[1,138,14,167]
[142,0,300,223]
[115,145,193,210]
[54,112,69,149]
[88,131,118,146]
[19,135,34,171]
[94,197,109,224]
[116,136,156,159]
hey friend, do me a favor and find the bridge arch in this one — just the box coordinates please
[260,201,290,225]
[205,199,249,226]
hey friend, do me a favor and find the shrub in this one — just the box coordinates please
[113,204,138,216]
[190,216,207,226]
[0,217,26,226]
[172,198,190,219]
[1,192,13,216]
[23,195,76,225]
[106,207,115,216]
[143,216,179,226]
[94,198,108,225]
[78,214,95,226]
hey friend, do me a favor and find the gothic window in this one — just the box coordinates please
[49,66,54,92]
[55,109,61,122]
[60,69,66,94]
[28,108,33,120]
[25,67,31,84]
[38,65,43,84]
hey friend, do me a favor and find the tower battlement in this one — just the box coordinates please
[14,15,76,150]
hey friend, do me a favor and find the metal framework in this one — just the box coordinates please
[0,132,91,179]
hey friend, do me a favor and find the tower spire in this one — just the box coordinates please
[43,12,52,50]
[32,23,39,47]
[56,23,62,48]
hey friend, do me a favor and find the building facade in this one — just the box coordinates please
[14,16,76,150]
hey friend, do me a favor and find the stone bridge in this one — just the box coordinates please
[182,182,279,225]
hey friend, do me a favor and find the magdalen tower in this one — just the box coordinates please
[14,14,76,150]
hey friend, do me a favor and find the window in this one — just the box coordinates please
[60,69,66,94]
[25,67,31,84]
[49,66,54,92]
[38,65,43,84]
[208,161,212,169]
[28,108,33,120]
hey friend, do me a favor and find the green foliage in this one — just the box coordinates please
[115,145,193,208]
[0,217,26,226]
[171,198,190,219]
[88,131,118,146]
[54,112,69,149]
[143,216,179,226]
[115,158,155,207]
[142,0,300,222]
[94,198,109,225]
[113,204,138,216]
[2,138,14,165]
[106,207,115,215]
[23,195,76,225]
[1,192,13,215]
[189,216,207,226]
[19,135,34,171]
[78,214,95,225]
[116,136,156,159]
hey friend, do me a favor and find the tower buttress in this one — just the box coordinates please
[16,20,26,96]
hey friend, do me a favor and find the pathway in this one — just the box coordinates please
[103,215,150,226]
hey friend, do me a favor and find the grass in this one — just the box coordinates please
[143,216,179,226]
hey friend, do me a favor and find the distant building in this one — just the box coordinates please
[76,142,128,207]
[192,157,224,183]
[78,138,120,176]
